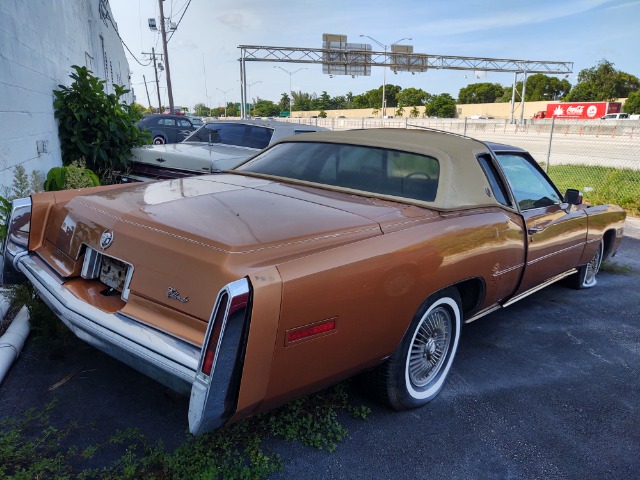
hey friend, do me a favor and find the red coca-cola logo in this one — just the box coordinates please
[566,106,584,115]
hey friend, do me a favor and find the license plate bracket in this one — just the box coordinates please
[100,256,128,292]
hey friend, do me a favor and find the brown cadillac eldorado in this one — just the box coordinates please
[1,129,626,434]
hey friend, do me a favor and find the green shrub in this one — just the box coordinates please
[43,160,101,191]
[53,65,149,183]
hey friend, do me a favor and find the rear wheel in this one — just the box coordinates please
[153,135,166,145]
[569,239,604,289]
[371,288,462,410]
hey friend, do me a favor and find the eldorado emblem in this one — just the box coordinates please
[167,287,189,303]
[100,230,114,249]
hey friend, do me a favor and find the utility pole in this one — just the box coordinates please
[142,74,152,109]
[142,48,163,112]
[158,0,174,113]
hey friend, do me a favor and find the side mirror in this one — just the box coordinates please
[564,189,583,205]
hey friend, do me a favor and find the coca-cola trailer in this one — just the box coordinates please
[533,102,622,119]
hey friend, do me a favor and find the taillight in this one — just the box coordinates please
[3,197,32,259]
[2,197,32,284]
[202,292,229,376]
[200,281,250,377]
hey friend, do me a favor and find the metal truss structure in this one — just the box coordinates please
[238,45,574,120]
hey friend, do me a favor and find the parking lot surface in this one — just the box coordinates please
[1,219,638,479]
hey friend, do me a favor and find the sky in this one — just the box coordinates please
[108,0,640,111]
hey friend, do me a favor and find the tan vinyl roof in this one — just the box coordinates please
[270,128,501,210]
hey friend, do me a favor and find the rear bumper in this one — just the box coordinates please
[17,254,200,395]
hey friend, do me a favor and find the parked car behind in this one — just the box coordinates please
[1,129,625,435]
[124,119,328,181]
[136,114,197,145]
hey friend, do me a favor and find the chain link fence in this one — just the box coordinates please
[288,117,640,215]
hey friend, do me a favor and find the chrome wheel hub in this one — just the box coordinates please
[409,306,452,388]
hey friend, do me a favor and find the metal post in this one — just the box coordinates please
[240,49,246,119]
[510,72,517,124]
[382,45,387,118]
[158,0,174,113]
[546,116,555,173]
[519,71,528,124]
[463,116,468,136]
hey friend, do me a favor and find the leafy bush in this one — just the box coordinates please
[43,160,101,191]
[53,65,148,182]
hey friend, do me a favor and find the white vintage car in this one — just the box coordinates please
[124,120,328,182]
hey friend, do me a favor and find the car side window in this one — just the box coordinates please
[246,126,273,149]
[178,119,192,127]
[495,153,562,210]
[477,154,511,207]
[158,118,176,126]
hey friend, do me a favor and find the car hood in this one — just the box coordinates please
[131,143,258,171]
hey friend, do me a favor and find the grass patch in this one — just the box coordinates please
[0,383,370,479]
[547,164,640,216]
[600,259,635,275]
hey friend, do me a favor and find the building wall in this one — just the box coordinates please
[0,0,132,192]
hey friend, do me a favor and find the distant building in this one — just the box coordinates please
[0,0,133,191]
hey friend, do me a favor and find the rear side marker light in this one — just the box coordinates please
[287,319,336,344]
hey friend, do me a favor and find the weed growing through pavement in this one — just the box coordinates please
[0,383,370,479]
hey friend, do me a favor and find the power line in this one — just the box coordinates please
[167,0,192,43]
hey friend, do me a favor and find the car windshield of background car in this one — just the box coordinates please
[495,153,562,210]
[237,142,440,202]
[183,123,273,148]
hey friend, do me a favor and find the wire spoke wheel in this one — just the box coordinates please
[582,241,603,287]
[408,306,452,388]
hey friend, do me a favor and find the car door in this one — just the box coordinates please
[495,152,588,295]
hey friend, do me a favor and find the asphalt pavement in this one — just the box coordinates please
[1,218,638,479]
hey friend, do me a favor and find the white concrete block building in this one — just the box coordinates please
[0,0,132,192]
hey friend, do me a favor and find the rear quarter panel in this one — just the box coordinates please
[247,207,526,413]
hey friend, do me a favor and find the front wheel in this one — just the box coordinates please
[372,288,462,410]
[153,135,166,145]
[569,239,604,289]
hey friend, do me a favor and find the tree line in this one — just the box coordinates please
[181,59,640,118]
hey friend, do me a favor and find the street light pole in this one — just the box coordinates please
[216,88,233,117]
[273,66,308,117]
[359,35,412,118]
[247,81,262,117]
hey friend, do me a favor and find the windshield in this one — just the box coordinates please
[237,142,440,202]
[183,123,274,149]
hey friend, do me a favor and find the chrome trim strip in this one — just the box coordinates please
[493,263,524,276]
[16,254,200,394]
[465,304,501,324]
[526,243,583,265]
[502,268,577,308]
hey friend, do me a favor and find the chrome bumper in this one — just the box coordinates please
[14,253,251,434]
[17,254,200,395]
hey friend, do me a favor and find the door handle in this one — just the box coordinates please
[155,157,166,163]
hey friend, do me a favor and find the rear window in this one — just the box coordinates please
[238,142,440,202]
